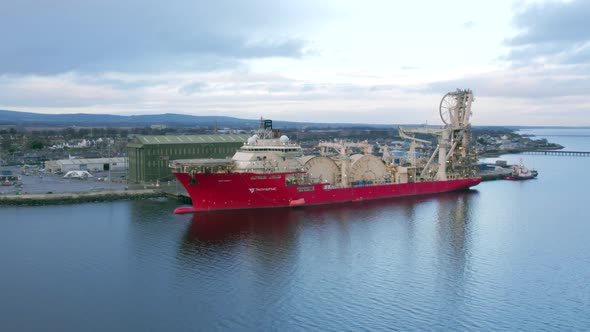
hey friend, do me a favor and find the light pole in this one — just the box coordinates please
[108,141,111,191]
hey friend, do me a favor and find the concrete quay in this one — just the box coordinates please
[477,167,513,181]
[0,189,164,206]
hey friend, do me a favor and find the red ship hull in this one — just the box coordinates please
[173,172,482,213]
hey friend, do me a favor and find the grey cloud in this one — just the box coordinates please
[73,76,168,91]
[424,73,590,99]
[0,0,318,74]
[562,44,590,65]
[369,85,398,92]
[301,84,316,92]
[463,21,476,30]
[179,82,208,95]
[505,0,590,65]
[502,43,564,64]
[508,1,590,46]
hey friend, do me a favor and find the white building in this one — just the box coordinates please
[45,157,127,173]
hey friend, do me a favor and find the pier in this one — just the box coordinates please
[523,150,590,157]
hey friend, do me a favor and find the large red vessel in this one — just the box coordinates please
[171,89,481,213]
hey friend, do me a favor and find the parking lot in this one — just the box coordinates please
[0,166,127,195]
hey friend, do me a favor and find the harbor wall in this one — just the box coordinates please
[0,189,164,206]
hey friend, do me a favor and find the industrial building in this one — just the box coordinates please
[44,157,127,174]
[126,134,250,183]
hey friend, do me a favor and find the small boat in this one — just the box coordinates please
[504,160,538,180]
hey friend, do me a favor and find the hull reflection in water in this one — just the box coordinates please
[185,208,303,244]
[182,189,480,245]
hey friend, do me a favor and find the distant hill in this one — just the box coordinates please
[3,109,585,130]
[0,109,395,129]
[0,110,259,128]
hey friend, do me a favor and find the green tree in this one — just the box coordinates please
[77,128,90,138]
[29,140,44,149]
[1,136,13,150]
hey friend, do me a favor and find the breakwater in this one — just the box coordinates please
[0,189,164,206]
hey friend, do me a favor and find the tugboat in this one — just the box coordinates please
[170,89,482,213]
[504,160,538,180]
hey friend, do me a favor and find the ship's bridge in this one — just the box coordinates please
[232,135,304,173]
[169,158,234,174]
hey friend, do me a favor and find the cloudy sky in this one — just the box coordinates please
[1,0,588,126]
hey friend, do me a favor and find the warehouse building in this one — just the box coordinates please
[44,157,127,174]
[126,134,250,183]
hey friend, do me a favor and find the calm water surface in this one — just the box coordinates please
[1,130,589,331]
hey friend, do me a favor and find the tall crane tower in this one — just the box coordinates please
[398,89,475,181]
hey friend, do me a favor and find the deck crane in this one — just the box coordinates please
[397,128,432,167]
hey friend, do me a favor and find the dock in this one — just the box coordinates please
[161,191,192,204]
[0,189,164,206]
[477,168,512,181]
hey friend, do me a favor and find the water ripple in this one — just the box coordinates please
[2,153,590,332]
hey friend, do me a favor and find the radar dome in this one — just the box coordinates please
[279,135,289,144]
[247,136,257,145]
